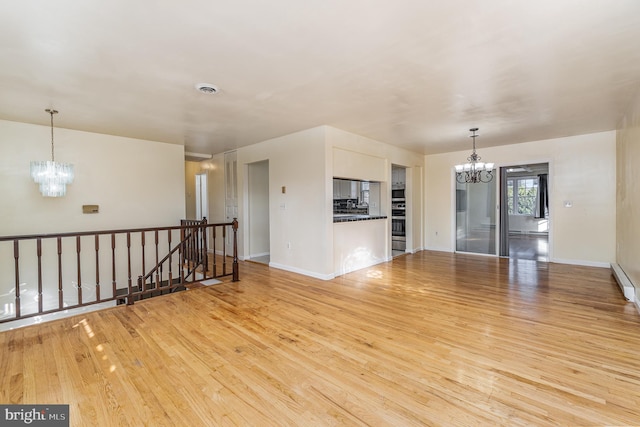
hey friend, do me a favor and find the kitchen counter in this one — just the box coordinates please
[333,215,387,276]
[333,214,387,223]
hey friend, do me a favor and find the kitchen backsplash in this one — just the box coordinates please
[333,199,369,215]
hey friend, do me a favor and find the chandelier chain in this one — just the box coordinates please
[46,108,58,162]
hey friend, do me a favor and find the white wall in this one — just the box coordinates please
[247,160,270,257]
[238,126,332,278]
[234,125,425,279]
[185,154,227,253]
[184,161,200,220]
[0,119,186,318]
[425,131,616,267]
[328,126,425,261]
[0,119,185,235]
[617,91,640,298]
[333,219,387,275]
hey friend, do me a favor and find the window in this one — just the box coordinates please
[507,177,538,215]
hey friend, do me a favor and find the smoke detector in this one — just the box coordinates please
[195,83,219,94]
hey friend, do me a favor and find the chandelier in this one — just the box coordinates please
[454,128,494,183]
[30,109,74,197]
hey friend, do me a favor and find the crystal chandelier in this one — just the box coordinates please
[454,128,494,184]
[30,109,74,197]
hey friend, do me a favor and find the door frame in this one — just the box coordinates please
[497,160,553,261]
[452,168,499,257]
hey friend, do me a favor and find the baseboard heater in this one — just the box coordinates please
[611,263,635,301]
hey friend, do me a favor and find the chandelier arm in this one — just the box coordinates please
[457,128,493,184]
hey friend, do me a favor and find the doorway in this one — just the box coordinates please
[247,160,270,264]
[195,173,208,220]
[499,163,549,262]
[391,165,407,257]
[455,178,497,255]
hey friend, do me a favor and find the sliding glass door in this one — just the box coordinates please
[455,179,496,255]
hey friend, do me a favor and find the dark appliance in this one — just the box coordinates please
[391,201,406,251]
[392,188,405,201]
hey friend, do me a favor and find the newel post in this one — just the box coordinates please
[232,218,239,282]
[128,275,140,305]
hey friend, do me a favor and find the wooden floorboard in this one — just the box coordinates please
[2,251,640,426]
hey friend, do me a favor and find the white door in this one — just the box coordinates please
[224,151,238,255]
[195,173,208,220]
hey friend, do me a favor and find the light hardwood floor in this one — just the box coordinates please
[2,251,640,426]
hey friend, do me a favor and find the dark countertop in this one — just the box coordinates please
[333,215,387,223]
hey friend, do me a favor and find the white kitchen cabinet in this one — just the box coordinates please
[341,180,351,198]
[333,178,362,199]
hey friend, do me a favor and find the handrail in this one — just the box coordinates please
[144,225,202,282]
[0,219,239,323]
[0,223,213,242]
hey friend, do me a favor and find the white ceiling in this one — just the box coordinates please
[2,0,640,155]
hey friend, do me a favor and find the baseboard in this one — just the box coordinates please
[249,252,270,258]
[0,300,117,332]
[268,262,335,281]
[424,246,454,253]
[334,257,387,277]
[550,258,610,268]
[611,263,636,302]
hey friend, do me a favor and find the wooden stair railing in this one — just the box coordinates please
[0,219,239,323]
[132,218,215,305]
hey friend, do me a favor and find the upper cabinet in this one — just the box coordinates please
[333,178,361,199]
[391,166,406,189]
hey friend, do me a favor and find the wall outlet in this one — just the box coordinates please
[286,242,291,249]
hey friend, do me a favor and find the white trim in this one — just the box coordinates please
[611,263,636,301]
[550,257,610,268]
[269,262,335,281]
[249,251,270,259]
[0,300,117,332]
[425,245,454,252]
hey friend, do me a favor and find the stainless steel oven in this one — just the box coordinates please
[392,188,405,200]
[391,202,405,217]
[391,201,406,251]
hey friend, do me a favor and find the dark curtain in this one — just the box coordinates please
[535,173,548,219]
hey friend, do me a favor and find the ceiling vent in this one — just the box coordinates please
[195,83,219,94]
